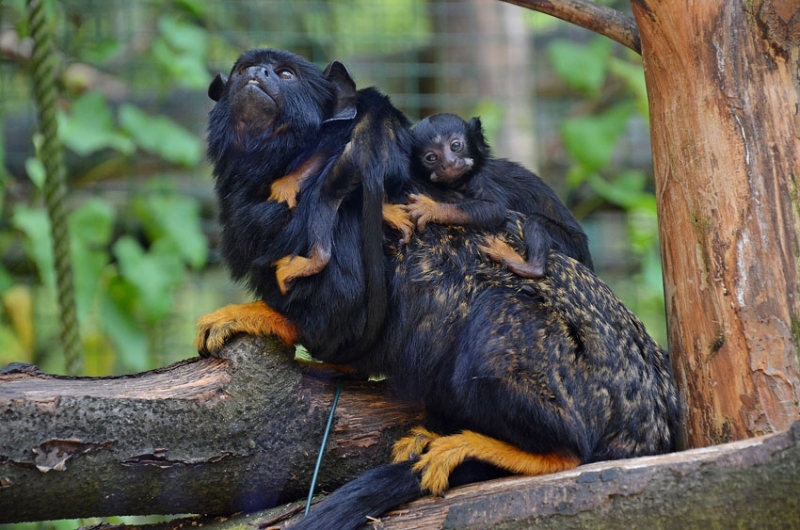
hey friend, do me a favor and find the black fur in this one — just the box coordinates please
[206,48,410,359]
[204,49,680,530]
[411,113,594,274]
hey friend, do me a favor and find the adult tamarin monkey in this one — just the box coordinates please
[196,48,681,530]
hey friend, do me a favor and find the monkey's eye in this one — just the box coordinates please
[424,152,438,164]
[450,140,463,152]
[276,68,296,80]
[235,63,253,75]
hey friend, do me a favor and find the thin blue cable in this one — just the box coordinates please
[304,379,344,516]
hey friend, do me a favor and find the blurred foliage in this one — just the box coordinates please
[0,0,209,375]
[545,33,666,344]
[0,0,665,381]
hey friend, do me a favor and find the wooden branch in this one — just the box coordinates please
[139,421,800,529]
[3,336,799,527]
[499,0,641,54]
[0,337,422,524]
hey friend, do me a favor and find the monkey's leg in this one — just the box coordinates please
[194,301,298,356]
[383,202,415,243]
[269,153,326,208]
[392,426,441,462]
[412,430,580,495]
[479,235,545,279]
[274,243,332,295]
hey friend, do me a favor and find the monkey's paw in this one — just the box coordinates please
[383,202,415,244]
[269,176,300,208]
[194,301,298,356]
[392,426,441,463]
[405,194,440,232]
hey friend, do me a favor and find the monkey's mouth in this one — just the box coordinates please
[243,78,275,103]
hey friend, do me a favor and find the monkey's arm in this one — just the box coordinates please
[405,193,506,232]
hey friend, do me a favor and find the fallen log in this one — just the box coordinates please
[0,336,422,524]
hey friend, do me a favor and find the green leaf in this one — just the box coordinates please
[99,285,150,372]
[119,104,202,167]
[152,16,209,90]
[548,38,612,98]
[133,192,208,269]
[609,57,650,119]
[560,103,635,172]
[69,199,116,248]
[587,170,647,209]
[113,236,186,323]
[69,200,116,322]
[12,206,54,290]
[24,157,46,189]
[58,91,135,156]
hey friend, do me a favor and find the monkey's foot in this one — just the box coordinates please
[274,244,332,294]
[479,236,545,279]
[406,194,471,231]
[392,426,441,463]
[268,154,325,208]
[383,202,415,244]
[194,301,298,356]
[412,430,580,496]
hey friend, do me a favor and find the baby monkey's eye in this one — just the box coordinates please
[424,152,439,164]
[450,140,463,152]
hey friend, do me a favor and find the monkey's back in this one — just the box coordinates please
[377,217,680,463]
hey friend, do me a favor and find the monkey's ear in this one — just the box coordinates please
[323,61,357,122]
[468,117,490,157]
[208,73,228,102]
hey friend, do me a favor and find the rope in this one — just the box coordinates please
[26,0,82,374]
[304,379,343,516]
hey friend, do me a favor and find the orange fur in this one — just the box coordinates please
[383,202,415,244]
[405,193,473,231]
[274,244,332,294]
[412,430,580,495]
[392,426,440,462]
[194,301,298,355]
[269,154,325,208]
[478,235,544,278]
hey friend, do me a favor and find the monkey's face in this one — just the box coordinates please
[419,134,474,185]
[208,49,337,145]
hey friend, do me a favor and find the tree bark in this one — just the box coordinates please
[630,0,800,447]
[3,338,800,528]
[0,337,422,524]
[110,420,800,529]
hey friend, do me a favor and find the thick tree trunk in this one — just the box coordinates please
[631,0,800,447]
[0,337,422,523]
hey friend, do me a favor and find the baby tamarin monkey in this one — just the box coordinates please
[408,113,593,277]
